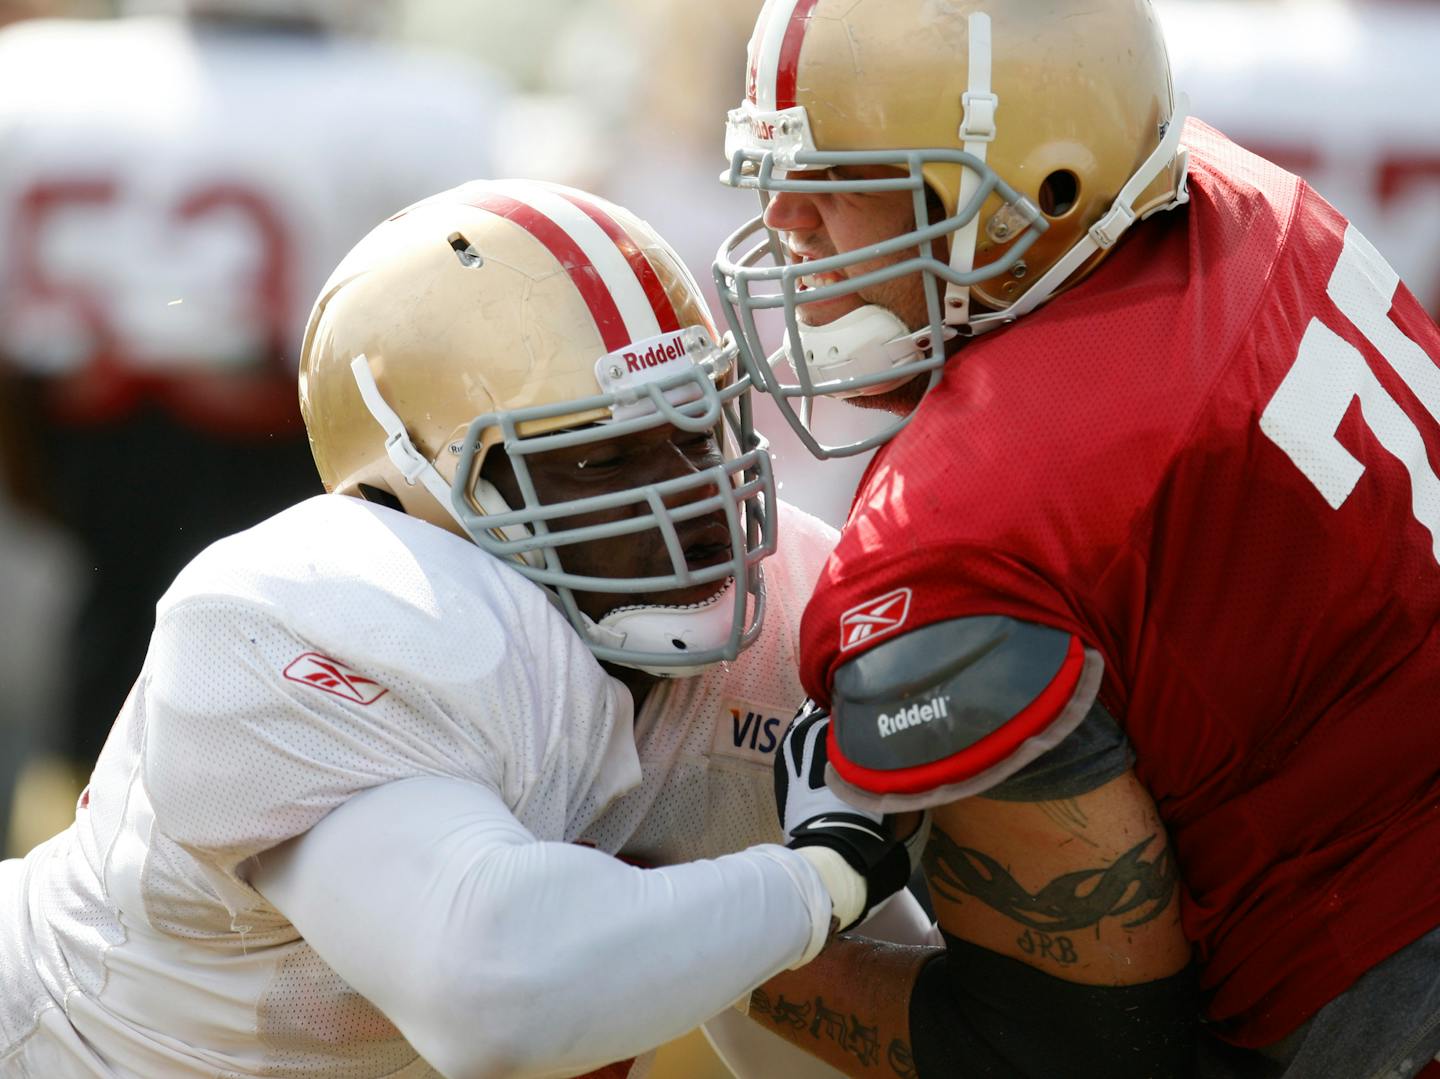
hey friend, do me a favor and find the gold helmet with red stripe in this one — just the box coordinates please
[300,179,775,673]
[714,0,1191,458]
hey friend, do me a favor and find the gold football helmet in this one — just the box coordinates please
[301,179,775,673]
[714,0,1191,457]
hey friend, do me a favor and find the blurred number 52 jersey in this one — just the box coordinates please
[0,14,511,767]
[0,14,506,428]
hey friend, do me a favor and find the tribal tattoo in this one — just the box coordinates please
[751,989,916,1077]
[924,826,1178,935]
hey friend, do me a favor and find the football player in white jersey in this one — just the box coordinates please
[0,0,508,806]
[0,179,931,1079]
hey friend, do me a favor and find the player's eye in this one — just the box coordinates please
[681,434,720,460]
[576,446,625,472]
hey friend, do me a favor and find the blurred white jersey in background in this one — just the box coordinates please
[0,11,510,800]
[0,14,505,396]
[1157,0,1440,318]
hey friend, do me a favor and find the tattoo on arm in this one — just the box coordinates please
[923,825,1178,964]
[1036,798,1099,847]
[886,1037,918,1079]
[752,989,916,1077]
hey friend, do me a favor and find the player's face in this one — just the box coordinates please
[481,423,734,623]
[762,164,933,332]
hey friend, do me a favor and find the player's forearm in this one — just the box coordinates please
[747,934,940,1079]
[253,776,833,1079]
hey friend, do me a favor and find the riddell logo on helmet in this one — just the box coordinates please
[747,117,776,142]
[624,339,687,373]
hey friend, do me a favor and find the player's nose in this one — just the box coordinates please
[762,187,822,235]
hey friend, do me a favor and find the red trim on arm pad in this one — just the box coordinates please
[827,635,1087,796]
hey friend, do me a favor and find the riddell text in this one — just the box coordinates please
[625,340,685,373]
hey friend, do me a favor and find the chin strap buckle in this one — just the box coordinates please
[959,91,998,142]
[382,429,429,485]
[1088,201,1137,250]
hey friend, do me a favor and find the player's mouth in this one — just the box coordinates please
[679,518,734,574]
[631,516,732,608]
[785,245,867,326]
[789,247,846,292]
[798,269,847,291]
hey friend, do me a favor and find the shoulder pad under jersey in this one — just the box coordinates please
[828,616,1102,810]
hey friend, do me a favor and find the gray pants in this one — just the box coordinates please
[1199,925,1440,1079]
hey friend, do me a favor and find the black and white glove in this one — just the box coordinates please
[775,700,922,932]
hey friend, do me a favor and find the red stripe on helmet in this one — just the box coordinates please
[746,28,760,104]
[466,193,629,353]
[557,190,682,335]
[775,0,822,111]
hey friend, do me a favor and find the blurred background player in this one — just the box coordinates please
[1157,0,1440,322]
[0,0,507,853]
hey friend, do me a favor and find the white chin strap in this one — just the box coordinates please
[350,354,538,566]
[943,10,999,328]
[970,93,1191,331]
[792,306,956,399]
[586,579,740,677]
[940,12,1192,333]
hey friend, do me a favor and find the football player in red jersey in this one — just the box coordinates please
[714,1,1440,1076]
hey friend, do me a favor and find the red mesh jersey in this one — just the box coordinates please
[800,120,1440,1047]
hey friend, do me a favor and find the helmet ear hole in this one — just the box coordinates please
[357,484,405,513]
[1038,170,1080,218]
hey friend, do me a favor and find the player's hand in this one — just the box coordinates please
[775,700,914,932]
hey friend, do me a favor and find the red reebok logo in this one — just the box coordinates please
[283,653,389,706]
[839,588,912,651]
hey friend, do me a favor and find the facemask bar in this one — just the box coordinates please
[449,354,778,670]
[715,147,1045,458]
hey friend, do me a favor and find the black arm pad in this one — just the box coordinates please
[909,933,1200,1079]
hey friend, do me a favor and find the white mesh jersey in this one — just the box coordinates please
[0,494,835,1077]
[577,501,832,866]
[0,16,504,378]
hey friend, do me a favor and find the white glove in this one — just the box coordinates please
[775,700,917,931]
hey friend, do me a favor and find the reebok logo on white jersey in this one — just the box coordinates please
[839,588,912,650]
[283,653,389,705]
[876,696,949,738]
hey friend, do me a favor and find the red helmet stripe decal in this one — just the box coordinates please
[466,192,630,352]
[775,0,821,110]
[746,18,761,104]
[556,190,682,335]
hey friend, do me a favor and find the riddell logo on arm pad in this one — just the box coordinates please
[876,696,949,738]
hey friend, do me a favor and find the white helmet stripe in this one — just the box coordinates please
[750,0,802,112]
[489,180,663,349]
